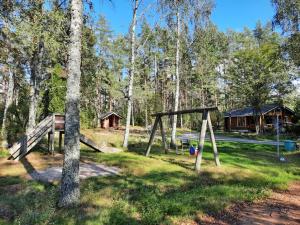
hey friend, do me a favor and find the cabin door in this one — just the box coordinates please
[109,116,114,127]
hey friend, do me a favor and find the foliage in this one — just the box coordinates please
[47,64,67,114]
[272,0,300,66]
[223,23,296,132]
[0,1,299,136]
[5,85,29,144]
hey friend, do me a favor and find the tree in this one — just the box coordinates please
[14,0,46,132]
[1,59,14,147]
[158,0,214,147]
[123,0,139,148]
[272,0,300,66]
[226,24,293,133]
[58,0,83,207]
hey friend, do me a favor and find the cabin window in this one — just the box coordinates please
[237,117,245,127]
[265,116,272,124]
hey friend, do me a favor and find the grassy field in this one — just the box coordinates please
[0,128,299,225]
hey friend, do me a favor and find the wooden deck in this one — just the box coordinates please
[8,114,114,161]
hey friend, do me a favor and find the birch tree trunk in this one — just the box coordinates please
[58,0,83,208]
[170,8,180,147]
[1,66,14,147]
[95,85,102,127]
[123,0,138,148]
[131,102,135,126]
[145,101,148,129]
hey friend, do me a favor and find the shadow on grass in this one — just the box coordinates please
[127,140,163,156]
[1,140,299,225]
[75,168,278,224]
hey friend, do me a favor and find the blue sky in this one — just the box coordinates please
[93,0,275,34]
[212,0,275,32]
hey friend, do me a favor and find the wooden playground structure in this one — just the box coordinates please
[8,114,108,160]
[145,107,221,172]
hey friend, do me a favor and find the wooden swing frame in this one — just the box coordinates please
[145,107,220,172]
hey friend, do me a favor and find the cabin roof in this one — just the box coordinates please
[99,111,122,120]
[224,104,294,118]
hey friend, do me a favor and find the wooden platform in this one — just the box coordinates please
[8,114,117,160]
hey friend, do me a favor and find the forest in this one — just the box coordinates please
[1,0,299,145]
[0,0,300,223]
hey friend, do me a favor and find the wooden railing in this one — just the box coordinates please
[8,115,54,160]
[8,113,109,160]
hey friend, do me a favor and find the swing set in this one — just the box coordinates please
[145,107,220,172]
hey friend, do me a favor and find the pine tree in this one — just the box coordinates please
[58,0,83,207]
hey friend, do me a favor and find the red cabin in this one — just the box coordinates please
[99,112,122,129]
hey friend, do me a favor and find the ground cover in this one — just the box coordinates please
[0,128,299,224]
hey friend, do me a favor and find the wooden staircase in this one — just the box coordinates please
[8,114,109,161]
[8,115,54,160]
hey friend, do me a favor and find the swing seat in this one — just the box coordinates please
[189,146,195,155]
[181,138,189,152]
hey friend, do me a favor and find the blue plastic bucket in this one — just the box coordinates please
[284,140,296,151]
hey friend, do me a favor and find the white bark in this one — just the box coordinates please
[171,9,180,147]
[123,0,139,148]
[95,84,102,127]
[1,66,14,147]
[58,0,83,208]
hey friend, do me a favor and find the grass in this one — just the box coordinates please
[0,128,299,224]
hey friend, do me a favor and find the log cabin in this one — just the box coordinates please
[99,111,122,129]
[224,104,295,132]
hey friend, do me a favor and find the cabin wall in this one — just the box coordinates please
[225,116,255,131]
[54,115,65,130]
[100,115,120,129]
[224,109,294,132]
[101,118,110,129]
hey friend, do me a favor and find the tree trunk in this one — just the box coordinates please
[27,2,44,133]
[109,93,113,111]
[95,85,102,127]
[144,75,148,129]
[131,102,135,126]
[58,0,83,208]
[1,65,14,147]
[145,101,148,129]
[154,53,158,109]
[27,38,44,132]
[254,109,261,135]
[170,8,180,146]
[123,0,138,148]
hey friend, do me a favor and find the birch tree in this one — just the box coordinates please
[158,0,214,147]
[58,0,83,207]
[123,0,139,148]
[171,4,181,147]
[1,59,14,147]
[272,0,300,66]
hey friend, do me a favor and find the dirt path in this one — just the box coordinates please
[199,182,300,225]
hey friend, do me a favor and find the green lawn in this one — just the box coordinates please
[0,130,299,225]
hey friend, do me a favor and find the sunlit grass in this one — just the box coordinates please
[0,128,299,224]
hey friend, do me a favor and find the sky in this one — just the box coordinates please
[92,0,276,35]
